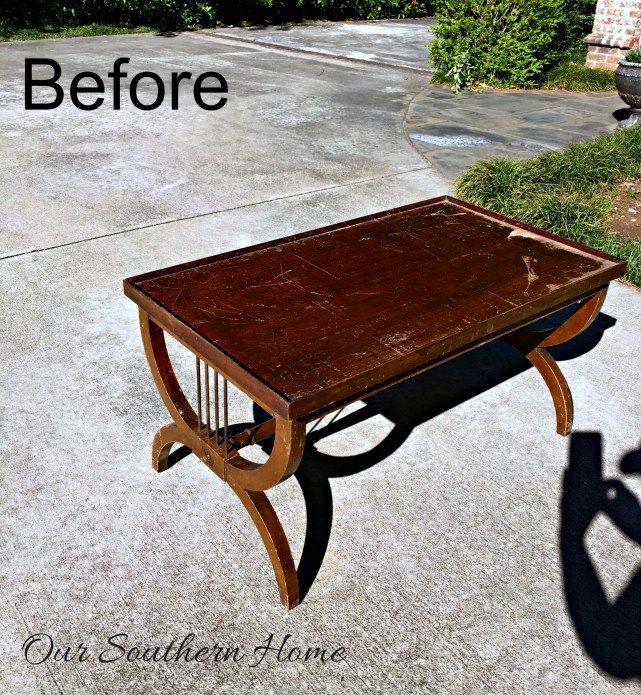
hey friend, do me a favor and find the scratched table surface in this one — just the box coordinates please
[125,197,624,420]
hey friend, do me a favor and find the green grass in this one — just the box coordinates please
[455,126,641,287]
[542,43,616,91]
[542,60,616,91]
[0,23,159,42]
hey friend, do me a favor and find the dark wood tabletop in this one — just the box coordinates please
[124,196,626,421]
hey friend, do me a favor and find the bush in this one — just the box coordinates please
[430,0,566,90]
[1,1,216,30]
[301,0,431,20]
[0,0,433,32]
[430,0,600,90]
[558,0,597,47]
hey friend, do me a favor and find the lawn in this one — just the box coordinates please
[456,126,641,287]
[0,23,159,42]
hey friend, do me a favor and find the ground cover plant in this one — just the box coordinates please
[542,43,615,91]
[455,126,641,286]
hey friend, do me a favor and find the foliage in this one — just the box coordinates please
[430,0,602,90]
[455,126,641,286]
[543,61,615,91]
[0,1,214,30]
[301,0,431,20]
[430,0,566,89]
[444,49,470,93]
[558,0,597,47]
[0,23,159,41]
[0,0,433,33]
[626,48,641,64]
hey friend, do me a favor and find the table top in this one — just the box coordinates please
[124,196,626,420]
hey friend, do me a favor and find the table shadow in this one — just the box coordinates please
[561,432,641,680]
[248,310,617,602]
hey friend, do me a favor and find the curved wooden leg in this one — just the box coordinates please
[147,421,300,607]
[139,309,305,491]
[229,481,300,610]
[140,311,199,433]
[504,286,607,436]
[152,423,192,472]
[536,288,607,348]
[523,347,573,436]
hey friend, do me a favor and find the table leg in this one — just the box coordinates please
[503,287,608,436]
[139,309,305,609]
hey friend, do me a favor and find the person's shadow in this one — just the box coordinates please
[561,432,641,679]
[242,309,617,602]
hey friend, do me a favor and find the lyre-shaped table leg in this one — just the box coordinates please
[139,309,304,609]
[503,287,608,436]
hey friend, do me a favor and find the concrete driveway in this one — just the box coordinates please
[211,17,435,72]
[1,29,641,695]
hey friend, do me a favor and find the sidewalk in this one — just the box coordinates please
[211,19,624,180]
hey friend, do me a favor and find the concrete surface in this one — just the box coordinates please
[0,31,439,258]
[405,87,624,178]
[1,28,641,695]
[211,18,435,73]
[208,18,624,180]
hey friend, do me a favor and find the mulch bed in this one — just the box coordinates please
[607,180,641,239]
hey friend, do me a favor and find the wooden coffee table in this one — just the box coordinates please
[124,196,626,608]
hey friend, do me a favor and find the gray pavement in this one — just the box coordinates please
[1,28,641,695]
[405,88,623,178]
[210,17,435,73]
[0,31,440,258]
[209,18,623,180]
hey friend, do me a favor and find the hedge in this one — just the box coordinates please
[430,0,599,90]
[1,0,434,31]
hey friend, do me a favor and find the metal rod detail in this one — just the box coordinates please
[196,357,202,430]
[223,378,229,454]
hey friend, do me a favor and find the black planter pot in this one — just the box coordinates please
[615,60,641,128]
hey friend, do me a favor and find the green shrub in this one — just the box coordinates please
[626,48,641,63]
[302,0,431,20]
[558,0,597,47]
[1,1,218,30]
[430,0,602,90]
[430,0,566,90]
[0,0,434,32]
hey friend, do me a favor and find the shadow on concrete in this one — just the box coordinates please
[561,432,641,680]
[154,30,196,38]
[160,306,641,673]
[246,309,617,602]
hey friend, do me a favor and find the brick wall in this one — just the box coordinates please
[585,0,641,69]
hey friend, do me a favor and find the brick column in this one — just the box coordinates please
[584,0,641,69]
